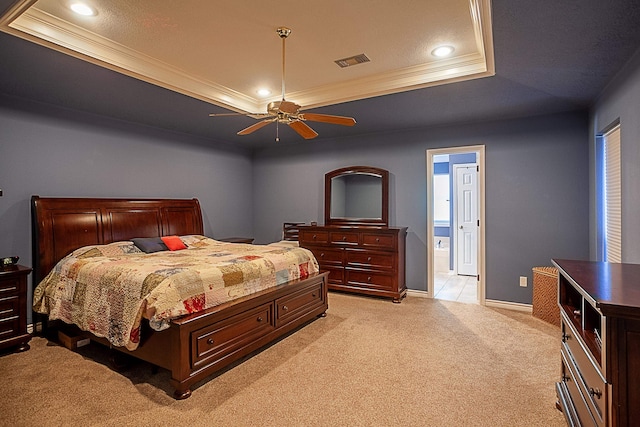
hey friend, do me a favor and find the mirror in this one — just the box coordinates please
[325,166,389,226]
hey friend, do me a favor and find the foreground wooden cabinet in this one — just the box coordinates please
[553,259,640,426]
[299,225,407,302]
[0,265,32,353]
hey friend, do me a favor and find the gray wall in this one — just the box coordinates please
[0,95,254,322]
[590,48,640,263]
[252,112,590,304]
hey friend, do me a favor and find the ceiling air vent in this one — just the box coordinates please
[334,53,370,68]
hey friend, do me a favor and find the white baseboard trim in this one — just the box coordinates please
[27,323,34,334]
[407,289,431,298]
[27,322,42,334]
[485,299,532,313]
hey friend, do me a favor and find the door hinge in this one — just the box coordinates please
[477,219,480,226]
[476,165,479,172]
[477,274,480,281]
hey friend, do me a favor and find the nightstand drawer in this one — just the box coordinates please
[0,294,20,321]
[0,277,20,295]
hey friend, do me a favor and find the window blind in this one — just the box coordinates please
[604,125,621,263]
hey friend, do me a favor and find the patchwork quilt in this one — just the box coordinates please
[33,235,318,350]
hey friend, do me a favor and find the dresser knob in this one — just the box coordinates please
[342,236,347,241]
[376,238,380,242]
[367,276,372,282]
[589,387,602,399]
[562,374,570,383]
[282,305,288,311]
[562,332,570,342]
[312,293,317,298]
[320,253,325,257]
[207,338,214,345]
[367,257,372,262]
[313,234,317,239]
[257,317,263,322]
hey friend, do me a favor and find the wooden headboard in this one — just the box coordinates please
[31,196,204,284]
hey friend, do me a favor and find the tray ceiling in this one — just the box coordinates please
[1,0,494,115]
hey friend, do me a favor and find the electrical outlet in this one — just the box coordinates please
[519,276,527,287]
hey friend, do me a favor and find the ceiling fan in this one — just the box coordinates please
[209,27,356,141]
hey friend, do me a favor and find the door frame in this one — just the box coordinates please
[426,145,486,304]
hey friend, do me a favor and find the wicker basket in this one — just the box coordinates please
[532,266,559,326]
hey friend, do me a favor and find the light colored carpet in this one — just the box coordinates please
[0,293,566,426]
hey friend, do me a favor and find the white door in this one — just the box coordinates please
[454,164,478,276]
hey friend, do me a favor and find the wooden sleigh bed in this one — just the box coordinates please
[31,196,328,399]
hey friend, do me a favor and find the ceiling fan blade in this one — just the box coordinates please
[237,119,275,135]
[300,113,356,126]
[209,112,247,117]
[289,120,319,139]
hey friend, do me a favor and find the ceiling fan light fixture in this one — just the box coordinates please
[432,45,455,58]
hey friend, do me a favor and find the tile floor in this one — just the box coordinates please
[433,271,478,304]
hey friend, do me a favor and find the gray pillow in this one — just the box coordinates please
[131,237,168,253]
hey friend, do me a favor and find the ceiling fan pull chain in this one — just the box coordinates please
[275,120,280,142]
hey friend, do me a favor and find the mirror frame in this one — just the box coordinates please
[324,166,389,226]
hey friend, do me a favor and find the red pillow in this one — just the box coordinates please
[161,235,187,251]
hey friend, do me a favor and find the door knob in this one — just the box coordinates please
[459,225,463,229]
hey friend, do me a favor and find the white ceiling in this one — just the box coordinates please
[2,0,494,115]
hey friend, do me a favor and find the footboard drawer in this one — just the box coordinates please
[276,281,325,327]
[191,303,275,369]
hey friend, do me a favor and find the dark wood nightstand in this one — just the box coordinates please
[218,237,254,244]
[0,264,32,353]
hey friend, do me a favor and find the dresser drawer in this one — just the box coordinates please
[329,231,359,245]
[276,281,325,327]
[308,247,344,265]
[561,315,606,422]
[323,266,344,285]
[299,230,329,244]
[346,269,394,290]
[0,277,20,296]
[346,250,394,270]
[192,303,274,369]
[560,347,599,426]
[362,233,395,248]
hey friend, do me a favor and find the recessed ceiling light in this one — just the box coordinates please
[257,88,272,97]
[432,45,454,58]
[70,2,96,16]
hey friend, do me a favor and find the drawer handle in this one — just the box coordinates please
[257,317,263,322]
[312,293,317,298]
[562,374,571,383]
[320,253,325,257]
[313,234,317,240]
[342,236,347,241]
[562,332,570,342]
[282,305,288,311]
[367,256,372,262]
[589,387,602,399]
[367,276,372,282]
[376,238,380,242]
[207,338,214,345]
[573,309,581,318]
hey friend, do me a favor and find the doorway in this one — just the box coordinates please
[426,146,485,304]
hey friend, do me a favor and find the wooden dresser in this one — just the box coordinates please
[0,264,32,353]
[299,225,407,302]
[552,259,640,426]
